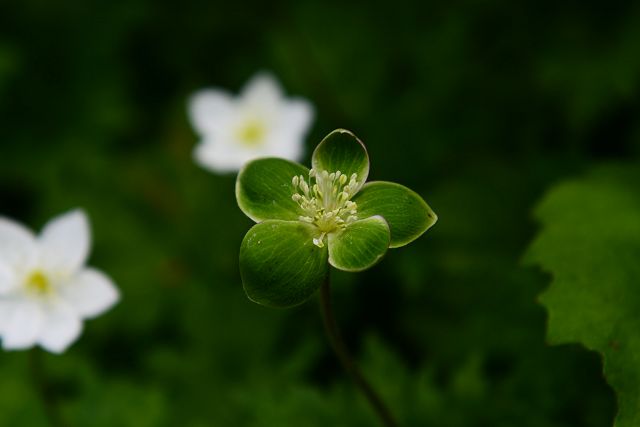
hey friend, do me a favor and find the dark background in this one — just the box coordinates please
[1,1,638,425]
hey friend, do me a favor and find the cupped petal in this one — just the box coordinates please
[311,129,369,189]
[39,209,91,276]
[37,298,82,354]
[328,216,390,272]
[188,89,234,135]
[241,72,283,107]
[240,220,328,308]
[1,299,44,351]
[352,181,437,248]
[0,216,37,271]
[236,158,310,222]
[60,268,120,318]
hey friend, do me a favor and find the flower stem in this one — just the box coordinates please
[29,349,68,427]
[319,275,398,427]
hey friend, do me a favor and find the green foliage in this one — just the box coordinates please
[0,357,49,426]
[1,0,638,425]
[526,164,640,427]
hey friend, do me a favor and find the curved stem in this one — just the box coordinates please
[29,349,67,427]
[319,275,398,427]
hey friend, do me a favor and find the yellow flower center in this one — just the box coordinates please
[236,120,266,147]
[291,169,360,247]
[25,270,52,295]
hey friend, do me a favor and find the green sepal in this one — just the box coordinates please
[328,216,390,272]
[353,181,437,248]
[311,129,369,187]
[239,220,328,308]
[236,158,309,223]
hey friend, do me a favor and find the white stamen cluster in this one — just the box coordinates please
[291,169,360,248]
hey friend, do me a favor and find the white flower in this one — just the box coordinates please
[0,210,119,354]
[188,72,314,173]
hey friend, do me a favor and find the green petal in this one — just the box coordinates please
[240,220,328,308]
[328,216,390,272]
[236,158,309,222]
[352,181,437,248]
[311,129,369,187]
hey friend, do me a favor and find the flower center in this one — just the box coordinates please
[25,270,52,295]
[291,169,360,248]
[236,119,266,147]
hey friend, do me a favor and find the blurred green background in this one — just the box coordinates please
[1,1,639,425]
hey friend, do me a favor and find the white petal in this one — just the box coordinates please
[39,210,91,276]
[0,298,16,336]
[280,99,314,136]
[241,72,283,107]
[0,217,37,271]
[188,89,233,135]
[37,299,82,354]
[1,299,44,351]
[265,136,304,162]
[193,140,249,173]
[264,99,314,162]
[0,261,17,295]
[61,268,119,318]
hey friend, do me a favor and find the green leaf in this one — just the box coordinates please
[525,164,640,427]
[328,215,390,272]
[236,158,309,222]
[311,129,369,186]
[240,220,328,308]
[353,181,437,248]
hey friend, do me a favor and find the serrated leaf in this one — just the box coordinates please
[525,164,640,427]
[240,220,328,308]
[328,216,390,272]
[353,181,437,248]
[236,158,309,222]
[311,129,369,187]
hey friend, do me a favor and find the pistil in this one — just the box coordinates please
[25,270,52,295]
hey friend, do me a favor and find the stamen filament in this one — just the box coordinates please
[291,168,361,247]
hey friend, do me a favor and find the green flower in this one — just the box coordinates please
[236,129,437,308]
